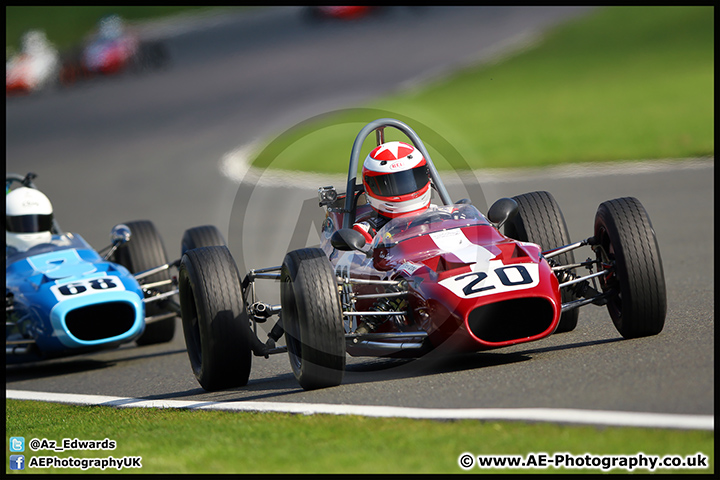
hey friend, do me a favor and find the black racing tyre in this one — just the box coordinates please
[146,41,169,69]
[58,63,77,87]
[504,191,579,333]
[181,225,226,256]
[59,61,84,87]
[134,41,169,71]
[281,248,345,390]
[594,197,666,338]
[179,246,252,390]
[58,49,84,87]
[303,7,326,23]
[112,220,175,345]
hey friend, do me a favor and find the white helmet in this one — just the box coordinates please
[21,30,51,54]
[362,141,431,218]
[6,187,54,252]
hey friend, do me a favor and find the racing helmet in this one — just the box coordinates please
[98,15,124,40]
[362,141,431,218]
[21,30,51,54]
[6,187,54,252]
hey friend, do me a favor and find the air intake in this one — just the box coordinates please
[467,297,554,343]
[65,302,136,341]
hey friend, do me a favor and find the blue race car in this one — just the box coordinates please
[6,173,222,364]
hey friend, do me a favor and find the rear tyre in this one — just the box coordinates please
[112,220,175,345]
[181,225,226,256]
[594,197,666,338]
[179,246,252,390]
[58,49,84,87]
[504,191,579,332]
[281,248,345,390]
[139,41,169,70]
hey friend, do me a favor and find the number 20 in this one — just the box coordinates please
[455,265,533,296]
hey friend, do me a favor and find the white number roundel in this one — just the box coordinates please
[50,276,125,301]
[439,260,539,299]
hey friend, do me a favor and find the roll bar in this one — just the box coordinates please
[342,118,453,228]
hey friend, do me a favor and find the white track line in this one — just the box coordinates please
[6,390,713,431]
[220,147,713,188]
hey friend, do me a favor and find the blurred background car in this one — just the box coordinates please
[6,30,60,95]
[58,14,168,86]
[304,6,380,21]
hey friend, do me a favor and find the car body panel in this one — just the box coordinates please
[321,203,561,357]
[82,35,139,74]
[6,50,59,94]
[6,233,145,363]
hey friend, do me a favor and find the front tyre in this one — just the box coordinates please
[594,197,666,338]
[504,191,579,332]
[281,248,345,390]
[179,246,252,390]
[112,220,175,345]
[140,41,169,70]
[181,225,226,256]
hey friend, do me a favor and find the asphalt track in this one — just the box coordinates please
[6,7,714,427]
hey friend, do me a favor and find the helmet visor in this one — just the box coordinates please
[365,165,429,198]
[6,214,54,233]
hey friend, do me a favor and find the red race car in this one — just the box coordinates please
[305,6,378,21]
[178,118,667,391]
[6,31,60,95]
[59,15,168,86]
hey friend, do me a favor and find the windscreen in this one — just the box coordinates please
[371,204,490,249]
[6,233,94,264]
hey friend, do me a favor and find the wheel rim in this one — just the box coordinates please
[283,283,303,372]
[189,315,202,369]
[183,285,202,371]
[596,226,622,321]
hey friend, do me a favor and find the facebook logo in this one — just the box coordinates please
[10,436,25,452]
[9,455,25,470]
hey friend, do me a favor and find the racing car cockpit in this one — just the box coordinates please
[6,233,95,264]
[370,204,490,250]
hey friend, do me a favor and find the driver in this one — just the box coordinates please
[6,186,54,253]
[97,14,125,41]
[353,141,433,243]
[20,30,54,56]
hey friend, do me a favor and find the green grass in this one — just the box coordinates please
[252,6,714,173]
[5,6,249,53]
[7,7,713,173]
[5,400,714,474]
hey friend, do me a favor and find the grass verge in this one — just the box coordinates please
[251,6,713,173]
[5,399,713,474]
